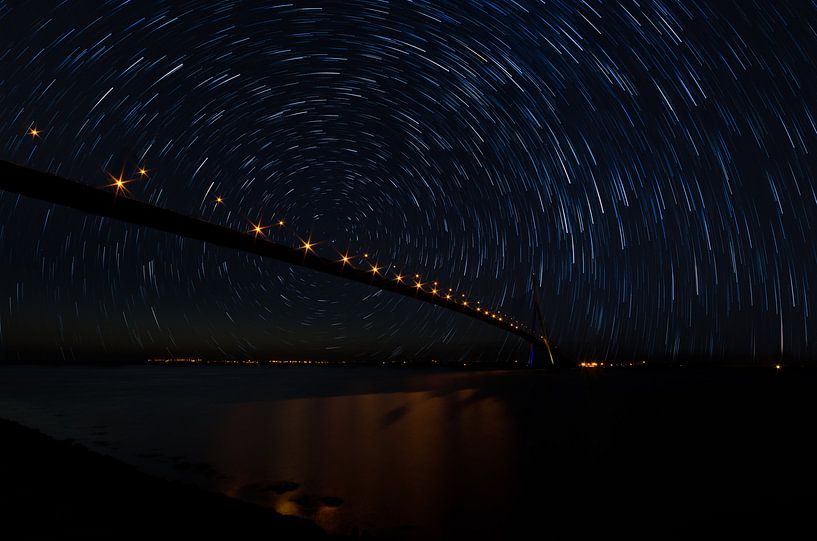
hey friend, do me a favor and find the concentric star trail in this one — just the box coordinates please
[1,1,815,362]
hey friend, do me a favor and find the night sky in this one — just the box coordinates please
[1,1,816,362]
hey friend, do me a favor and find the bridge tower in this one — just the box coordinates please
[528,274,561,369]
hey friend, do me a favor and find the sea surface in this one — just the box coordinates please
[1,364,815,539]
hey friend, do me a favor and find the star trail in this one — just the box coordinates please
[1,0,816,362]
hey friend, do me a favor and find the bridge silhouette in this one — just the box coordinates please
[0,159,560,366]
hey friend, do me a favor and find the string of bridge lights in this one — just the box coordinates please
[24,124,536,337]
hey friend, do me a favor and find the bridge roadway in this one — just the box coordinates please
[0,159,549,348]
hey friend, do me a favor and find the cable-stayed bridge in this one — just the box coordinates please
[0,159,562,367]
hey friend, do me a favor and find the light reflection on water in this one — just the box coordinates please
[2,364,815,538]
[0,366,519,539]
[212,389,513,537]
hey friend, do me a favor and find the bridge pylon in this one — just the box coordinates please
[528,274,566,369]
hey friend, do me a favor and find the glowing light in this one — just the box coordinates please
[278,219,285,226]
[370,264,380,274]
[431,288,438,295]
[340,254,351,264]
[105,171,133,194]
[137,167,149,177]
[415,281,424,290]
[395,274,405,283]
[302,240,315,252]
[27,127,41,138]
[215,196,224,204]
[250,221,269,237]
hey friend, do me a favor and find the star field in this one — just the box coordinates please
[1,0,816,362]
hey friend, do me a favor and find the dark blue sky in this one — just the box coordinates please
[1,0,816,362]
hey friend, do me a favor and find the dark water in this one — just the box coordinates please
[1,365,815,538]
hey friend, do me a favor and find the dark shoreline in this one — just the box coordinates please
[0,418,335,539]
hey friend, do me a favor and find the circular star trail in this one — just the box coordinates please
[1,1,816,362]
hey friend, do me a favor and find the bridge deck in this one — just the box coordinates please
[0,160,548,347]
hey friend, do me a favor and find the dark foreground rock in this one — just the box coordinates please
[0,418,333,539]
